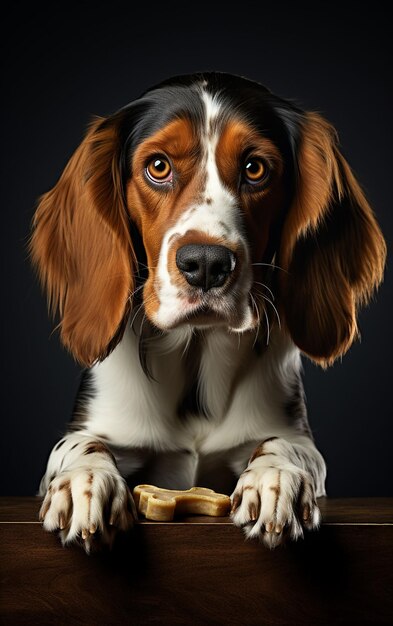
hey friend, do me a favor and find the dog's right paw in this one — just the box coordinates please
[39,468,137,553]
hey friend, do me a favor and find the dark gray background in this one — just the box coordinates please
[1,2,391,496]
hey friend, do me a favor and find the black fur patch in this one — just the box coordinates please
[68,370,96,432]
[176,332,209,420]
[284,373,312,438]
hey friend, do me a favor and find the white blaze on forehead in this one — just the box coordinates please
[172,88,240,240]
[153,87,251,329]
[201,88,222,132]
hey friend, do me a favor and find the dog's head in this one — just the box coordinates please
[30,72,386,366]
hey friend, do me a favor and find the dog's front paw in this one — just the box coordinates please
[39,468,136,553]
[230,459,320,548]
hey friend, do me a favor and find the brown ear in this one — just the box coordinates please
[278,112,386,366]
[30,117,134,366]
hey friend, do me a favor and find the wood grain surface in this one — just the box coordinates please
[1,497,392,625]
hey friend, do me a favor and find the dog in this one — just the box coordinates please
[30,72,386,552]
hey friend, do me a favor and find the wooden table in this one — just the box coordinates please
[1,497,392,625]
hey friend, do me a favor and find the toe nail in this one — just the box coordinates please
[81,528,88,540]
[231,494,241,514]
[249,504,258,521]
[275,524,283,534]
[266,522,274,533]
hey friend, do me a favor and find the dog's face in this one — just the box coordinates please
[30,73,386,366]
[126,84,287,333]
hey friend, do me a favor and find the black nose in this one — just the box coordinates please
[176,244,236,291]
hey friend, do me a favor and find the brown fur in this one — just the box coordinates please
[126,118,204,322]
[29,118,134,367]
[30,105,386,369]
[278,112,387,365]
[216,120,285,267]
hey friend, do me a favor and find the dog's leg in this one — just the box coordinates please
[38,432,136,553]
[230,436,326,548]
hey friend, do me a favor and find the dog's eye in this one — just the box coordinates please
[243,157,268,185]
[146,157,172,183]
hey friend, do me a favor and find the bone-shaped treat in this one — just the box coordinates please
[133,484,231,521]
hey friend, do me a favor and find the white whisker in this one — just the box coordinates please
[129,283,145,300]
[137,262,157,272]
[252,291,270,345]
[249,293,261,349]
[139,310,149,337]
[253,289,281,330]
[252,262,288,274]
[253,280,275,301]
[130,303,144,330]
[129,291,157,331]
[263,306,270,346]
[262,296,281,329]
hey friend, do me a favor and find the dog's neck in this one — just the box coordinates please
[134,318,270,422]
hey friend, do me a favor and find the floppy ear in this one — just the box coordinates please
[30,117,135,366]
[278,112,386,366]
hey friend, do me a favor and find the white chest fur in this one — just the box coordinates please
[84,324,302,459]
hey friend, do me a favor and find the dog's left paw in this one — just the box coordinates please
[230,459,321,548]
